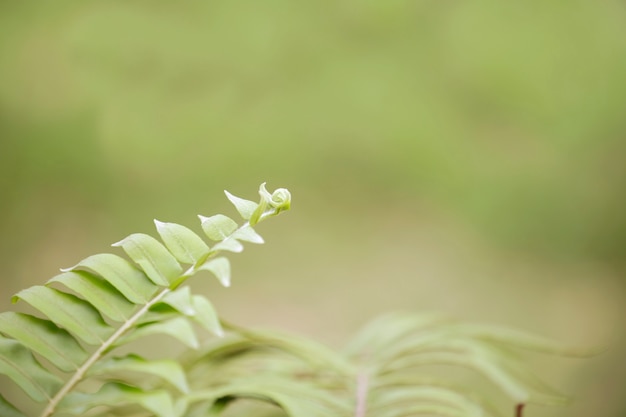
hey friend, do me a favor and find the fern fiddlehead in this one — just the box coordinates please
[0,183,291,417]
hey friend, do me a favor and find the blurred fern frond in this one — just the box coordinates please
[179,313,591,417]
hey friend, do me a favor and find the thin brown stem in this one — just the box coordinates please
[516,403,525,417]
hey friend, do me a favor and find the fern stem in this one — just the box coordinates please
[354,371,369,417]
[39,287,171,417]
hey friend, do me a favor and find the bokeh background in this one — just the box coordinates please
[1,1,625,416]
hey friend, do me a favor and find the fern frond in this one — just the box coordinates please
[0,182,588,417]
[347,312,592,417]
[0,183,291,417]
[180,312,590,417]
[179,325,355,417]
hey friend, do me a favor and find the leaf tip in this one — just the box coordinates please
[111,238,125,247]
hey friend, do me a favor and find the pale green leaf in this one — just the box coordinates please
[48,271,135,322]
[160,286,196,316]
[451,323,596,356]
[232,225,264,244]
[136,305,181,326]
[199,214,238,241]
[116,317,199,349]
[205,376,349,416]
[59,382,174,417]
[154,220,210,265]
[224,190,259,220]
[211,238,244,253]
[0,337,63,402]
[112,233,183,286]
[88,354,189,393]
[345,311,451,357]
[12,286,114,345]
[182,333,249,361]
[197,257,231,287]
[410,339,568,405]
[371,386,483,417]
[382,346,567,406]
[0,312,88,372]
[232,327,354,375]
[191,295,224,337]
[62,253,157,304]
[376,403,467,417]
[467,351,532,404]
[0,393,27,417]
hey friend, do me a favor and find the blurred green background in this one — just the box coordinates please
[1,1,625,416]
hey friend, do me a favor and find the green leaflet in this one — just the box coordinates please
[48,270,135,322]
[447,323,597,357]
[224,190,259,220]
[59,382,175,417]
[161,286,196,316]
[180,334,254,371]
[154,220,211,265]
[380,346,568,406]
[191,295,224,337]
[344,311,452,357]
[113,233,183,286]
[187,377,348,417]
[136,293,223,337]
[115,316,200,349]
[197,257,231,287]
[211,238,244,253]
[199,214,239,241]
[0,312,88,372]
[370,386,484,417]
[375,403,467,417]
[0,337,63,402]
[88,354,189,393]
[0,393,26,417]
[229,326,355,375]
[12,286,114,345]
[231,226,264,244]
[63,253,158,304]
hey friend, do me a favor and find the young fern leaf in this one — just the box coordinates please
[0,183,291,417]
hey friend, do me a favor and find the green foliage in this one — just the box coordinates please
[0,183,291,417]
[0,184,588,417]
